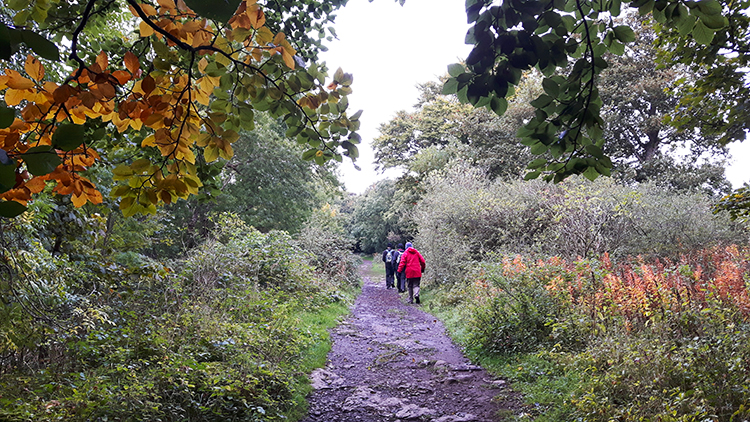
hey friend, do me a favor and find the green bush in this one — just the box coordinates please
[0,212,356,421]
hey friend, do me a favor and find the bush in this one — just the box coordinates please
[0,212,357,421]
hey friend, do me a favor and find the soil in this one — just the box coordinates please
[301,260,524,422]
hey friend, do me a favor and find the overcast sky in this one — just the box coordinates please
[320,0,749,194]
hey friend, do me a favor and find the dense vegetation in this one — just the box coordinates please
[2,0,750,421]
[0,208,360,421]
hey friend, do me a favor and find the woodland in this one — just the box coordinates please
[1,0,750,421]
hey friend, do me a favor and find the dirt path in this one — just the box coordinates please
[302,260,523,422]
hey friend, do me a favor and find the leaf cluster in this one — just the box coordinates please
[444,0,731,183]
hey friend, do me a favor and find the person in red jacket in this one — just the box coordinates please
[397,242,426,304]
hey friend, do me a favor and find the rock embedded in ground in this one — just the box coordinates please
[301,260,523,422]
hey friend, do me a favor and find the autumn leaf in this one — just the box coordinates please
[24,54,44,81]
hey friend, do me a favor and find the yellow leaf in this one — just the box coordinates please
[195,133,212,147]
[157,0,176,10]
[5,70,35,89]
[24,55,45,81]
[256,27,274,45]
[222,130,240,143]
[204,144,219,162]
[139,20,154,37]
[5,89,29,106]
[71,193,87,207]
[141,134,156,147]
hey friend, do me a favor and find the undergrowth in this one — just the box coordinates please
[0,214,358,421]
[427,246,750,422]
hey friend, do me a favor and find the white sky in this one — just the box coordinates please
[320,0,750,194]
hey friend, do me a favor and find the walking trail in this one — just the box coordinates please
[302,260,523,422]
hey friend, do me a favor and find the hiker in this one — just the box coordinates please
[397,242,426,304]
[382,243,396,289]
[394,243,406,293]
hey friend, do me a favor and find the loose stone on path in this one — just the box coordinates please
[302,260,523,421]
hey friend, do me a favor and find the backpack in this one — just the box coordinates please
[394,250,402,265]
[385,250,394,263]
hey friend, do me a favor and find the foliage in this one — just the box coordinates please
[445,0,735,182]
[0,212,357,421]
[0,0,362,218]
[346,179,403,253]
[373,79,535,182]
[413,166,746,287]
[296,203,361,286]
[598,15,730,194]
[428,247,750,422]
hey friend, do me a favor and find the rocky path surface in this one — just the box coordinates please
[302,260,522,422]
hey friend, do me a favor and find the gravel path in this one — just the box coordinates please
[301,260,523,422]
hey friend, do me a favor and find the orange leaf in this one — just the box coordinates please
[24,55,45,81]
[157,0,177,10]
[281,48,295,70]
[112,70,131,85]
[124,51,140,75]
[96,51,109,71]
[25,177,46,194]
[141,75,156,95]
[247,5,266,29]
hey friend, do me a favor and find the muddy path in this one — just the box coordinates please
[302,260,523,422]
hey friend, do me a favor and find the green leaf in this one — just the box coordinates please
[19,29,59,61]
[699,13,727,30]
[22,146,61,176]
[0,106,14,129]
[184,0,241,22]
[585,144,605,159]
[302,149,317,160]
[613,25,636,43]
[52,123,85,151]
[524,170,541,180]
[692,20,715,45]
[447,63,465,77]
[530,143,548,155]
[490,96,508,115]
[442,78,459,95]
[527,158,547,169]
[697,0,722,15]
[677,13,697,36]
[530,94,553,108]
[0,201,26,218]
[0,23,11,60]
[542,78,559,97]
[0,160,16,193]
[582,165,600,181]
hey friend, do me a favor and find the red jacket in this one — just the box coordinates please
[397,247,425,279]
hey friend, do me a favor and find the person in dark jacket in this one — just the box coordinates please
[397,242,426,304]
[394,243,406,293]
[382,243,396,289]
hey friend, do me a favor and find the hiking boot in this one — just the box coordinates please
[415,295,420,304]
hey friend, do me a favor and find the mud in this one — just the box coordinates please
[301,260,524,421]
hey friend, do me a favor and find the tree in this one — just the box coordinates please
[373,79,536,181]
[0,0,362,218]
[346,179,400,253]
[444,0,737,182]
[598,16,731,194]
